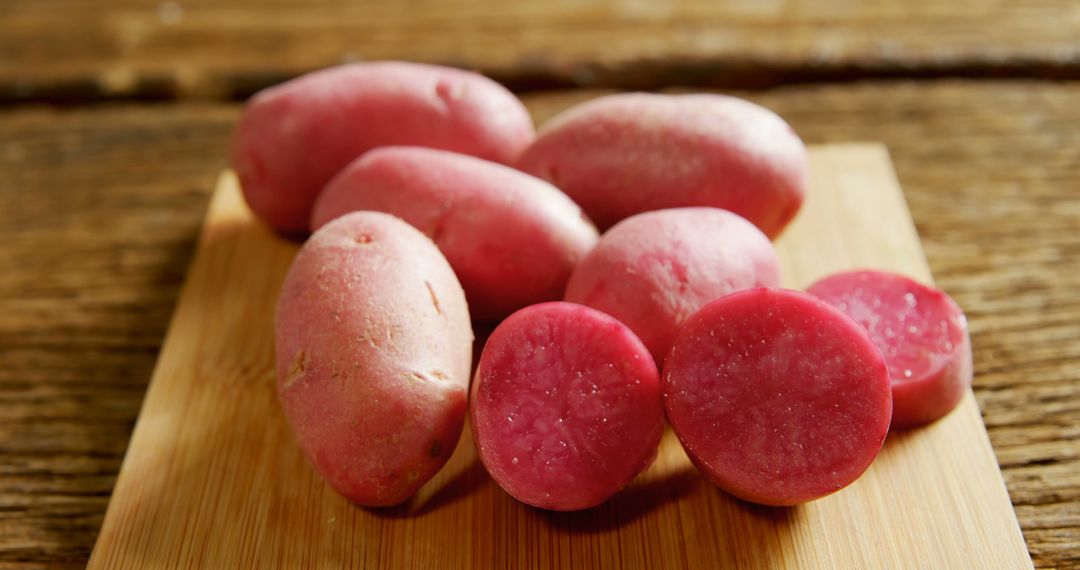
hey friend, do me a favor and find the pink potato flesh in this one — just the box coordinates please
[275,211,473,506]
[664,288,892,506]
[232,62,535,235]
[516,93,808,238]
[564,207,781,365]
[471,302,663,511]
[807,270,973,429]
[311,146,599,321]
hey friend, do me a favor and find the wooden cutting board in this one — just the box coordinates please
[87,143,1032,569]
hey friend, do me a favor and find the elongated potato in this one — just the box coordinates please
[565,208,781,364]
[517,93,808,238]
[275,211,473,506]
[233,62,535,235]
[312,146,599,321]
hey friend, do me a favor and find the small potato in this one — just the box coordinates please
[275,211,473,506]
[312,147,600,321]
[471,302,663,511]
[517,93,808,238]
[565,208,780,364]
[664,288,891,506]
[232,62,535,235]
[807,270,973,429]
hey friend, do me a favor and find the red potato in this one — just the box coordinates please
[517,93,808,238]
[311,146,600,321]
[232,62,535,235]
[564,207,781,364]
[275,211,473,506]
[807,270,973,429]
[664,288,891,506]
[471,302,663,511]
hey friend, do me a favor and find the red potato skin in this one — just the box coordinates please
[275,211,473,506]
[517,93,808,238]
[564,207,781,364]
[664,288,892,506]
[471,302,663,511]
[807,270,973,429]
[232,62,535,235]
[311,146,600,321]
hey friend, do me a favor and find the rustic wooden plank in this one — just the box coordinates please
[1,1,1078,102]
[0,104,234,570]
[0,81,1077,568]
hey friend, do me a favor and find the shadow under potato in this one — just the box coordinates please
[539,467,702,533]
[372,459,490,518]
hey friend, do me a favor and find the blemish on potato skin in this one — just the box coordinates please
[283,350,309,389]
[408,369,451,385]
[353,233,374,245]
[429,439,443,458]
[435,79,464,103]
[355,331,377,348]
[428,213,449,243]
[425,280,442,315]
[547,164,562,187]
[409,369,444,383]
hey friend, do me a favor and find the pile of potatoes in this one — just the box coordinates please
[246,62,971,511]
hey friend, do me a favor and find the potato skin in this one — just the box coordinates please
[311,146,600,321]
[517,93,808,238]
[564,207,781,364]
[275,211,473,506]
[232,62,535,235]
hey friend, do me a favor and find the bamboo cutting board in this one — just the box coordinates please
[87,143,1032,569]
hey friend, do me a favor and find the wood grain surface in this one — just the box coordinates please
[2,0,1078,102]
[84,145,1030,569]
[1,81,1078,568]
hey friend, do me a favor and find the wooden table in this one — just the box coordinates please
[1,2,1077,568]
